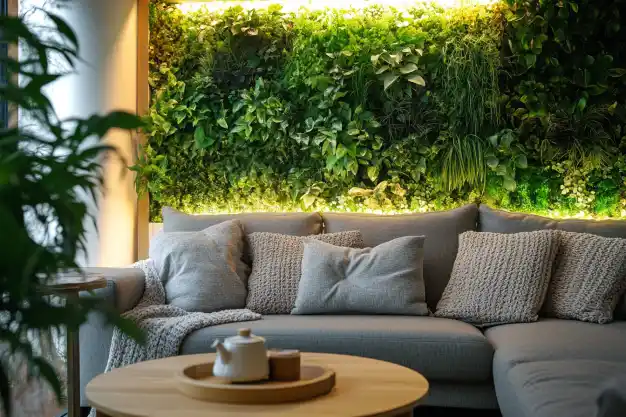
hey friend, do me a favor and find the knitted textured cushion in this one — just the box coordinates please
[246,231,364,314]
[543,231,626,324]
[435,230,559,326]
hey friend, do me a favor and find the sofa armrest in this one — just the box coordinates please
[78,267,145,406]
[82,267,145,312]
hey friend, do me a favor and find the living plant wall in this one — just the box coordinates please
[136,0,626,221]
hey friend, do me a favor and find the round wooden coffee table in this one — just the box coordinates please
[87,352,429,417]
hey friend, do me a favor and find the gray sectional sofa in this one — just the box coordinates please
[79,204,626,417]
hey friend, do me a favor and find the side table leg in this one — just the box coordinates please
[66,298,81,417]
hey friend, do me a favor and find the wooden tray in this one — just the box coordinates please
[176,361,335,404]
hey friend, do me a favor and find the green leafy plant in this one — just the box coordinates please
[485,129,528,192]
[371,45,426,91]
[139,0,626,220]
[0,11,143,416]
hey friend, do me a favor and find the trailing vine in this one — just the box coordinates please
[136,0,626,221]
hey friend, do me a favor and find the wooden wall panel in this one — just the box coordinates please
[135,0,150,260]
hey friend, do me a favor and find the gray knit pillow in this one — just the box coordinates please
[150,220,249,313]
[292,236,429,315]
[435,230,559,326]
[246,231,364,314]
[543,231,626,324]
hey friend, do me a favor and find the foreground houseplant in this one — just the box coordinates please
[0,9,143,416]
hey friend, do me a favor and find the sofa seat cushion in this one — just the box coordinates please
[485,319,626,366]
[182,315,494,383]
[494,360,626,417]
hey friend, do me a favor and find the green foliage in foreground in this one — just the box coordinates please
[0,12,143,415]
[138,0,626,220]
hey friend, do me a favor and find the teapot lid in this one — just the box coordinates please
[225,328,265,345]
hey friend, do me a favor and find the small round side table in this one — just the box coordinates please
[44,273,107,417]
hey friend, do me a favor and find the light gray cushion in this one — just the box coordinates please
[245,231,364,314]
[478,205,626,320]
[292,236,428,315]
[544,231,626,323]
[485,319,626,365]
[494,360,626,417]
[435,230,559,326]
[181,315,494,383]
[162,206,323,236]
[321,204,478,310]
[149,221,248,312]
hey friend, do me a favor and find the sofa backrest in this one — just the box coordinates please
[478,205,626,319]
[162,207,323,236]
[322,204,479,310]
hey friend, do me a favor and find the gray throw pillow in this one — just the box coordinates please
[435,230,559,326]
[246,231,364,314]
[149,220,249,313]
[543,231,626,324]
[292,236,429,315]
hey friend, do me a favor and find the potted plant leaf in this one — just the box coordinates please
[0,8,143,416]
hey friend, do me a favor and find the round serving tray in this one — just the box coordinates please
[176,361,335,404]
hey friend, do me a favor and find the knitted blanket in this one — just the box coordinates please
[102,258,261,370]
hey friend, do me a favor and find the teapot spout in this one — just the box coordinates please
[212,340,231,363]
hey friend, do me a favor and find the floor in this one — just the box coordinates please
[52,407,502,417]
[416,407,502,417]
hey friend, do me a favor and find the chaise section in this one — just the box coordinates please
[494,360,626,417]
[485,319,626,417]
[182,315,494,383]
[78,267,145,406]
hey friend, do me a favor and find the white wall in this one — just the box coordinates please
[21,0,139,266]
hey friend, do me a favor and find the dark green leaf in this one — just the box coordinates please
[515,154,528,169]
[0,364,10,417]
[608,68,626,78]
[503,176,517,191]
[48,12,79,51]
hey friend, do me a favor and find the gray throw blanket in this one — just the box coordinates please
[103,259,261,371]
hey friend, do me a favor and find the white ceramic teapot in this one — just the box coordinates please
[212,328,269,382]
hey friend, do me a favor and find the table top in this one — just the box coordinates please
[87,352,429,417]
[43,273,107,294]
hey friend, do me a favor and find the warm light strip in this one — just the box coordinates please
[177,0,496,13]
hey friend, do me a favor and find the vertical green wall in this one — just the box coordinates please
[137,0,626,221]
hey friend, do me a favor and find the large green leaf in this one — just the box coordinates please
[406,74,426,86]
[375,65,389,75]
[380,73,399,91]
[399,63,418,74]
[515,155,528,169]
[503,176,517,192]
[217,118,229,129]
